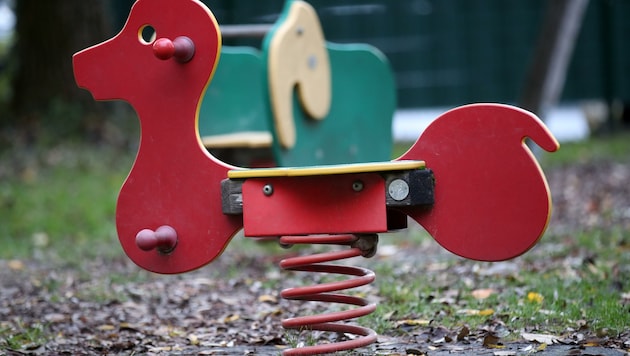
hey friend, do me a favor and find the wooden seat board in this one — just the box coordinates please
[228,160,425,179]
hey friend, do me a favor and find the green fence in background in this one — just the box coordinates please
[111,0,630,108]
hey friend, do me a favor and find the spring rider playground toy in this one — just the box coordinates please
[72,0,559,354]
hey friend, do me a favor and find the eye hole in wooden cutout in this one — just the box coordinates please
[139,25,156,44]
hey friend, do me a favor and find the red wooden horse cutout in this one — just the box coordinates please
[73,0,242,273]
[73,0,559,274]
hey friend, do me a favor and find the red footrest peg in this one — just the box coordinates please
[135,225,178,253]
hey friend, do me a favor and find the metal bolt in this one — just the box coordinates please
[353,234,379,258]
[308,55,317,69]
[388,179,410,201]
[263,184,274,196]
[352,180,364,192]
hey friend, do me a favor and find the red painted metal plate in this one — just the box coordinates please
[242,173,387,236]
[73,0,242,273]
[397,104,559,261]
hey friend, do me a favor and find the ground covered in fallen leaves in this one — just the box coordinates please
[1,159,629,355]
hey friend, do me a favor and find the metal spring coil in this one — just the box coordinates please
[278,234,378,356]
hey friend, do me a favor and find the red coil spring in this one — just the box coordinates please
[278,234,378,356]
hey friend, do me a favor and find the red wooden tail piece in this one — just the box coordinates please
[398,104,559,261]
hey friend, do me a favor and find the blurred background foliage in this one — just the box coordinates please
[0,0,137,149]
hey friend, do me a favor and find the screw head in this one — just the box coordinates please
[308,55,317,69]
[352,180,364,192]
[388,179,410,201]
[263,184,274,196]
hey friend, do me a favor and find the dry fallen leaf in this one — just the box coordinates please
[519,345,534,352]
[521,332,558,344]
[395,319,431,327]
[472,288,496,300]
[8,259,25,270]
[44,313,67,323]
[456,326,470,341]
[223,314,240,323]
[483,334,504,348]
[576,319,589,330]
[405,347,426,355]
[119,322,140,332]
[148,346,182,352]
[258,294,278,304]
[457,308,494,316]
[479,308,495,316]
[584,338,603,347]
[188,333,199,345]
[96,324,116,331]
[382,310,397,320]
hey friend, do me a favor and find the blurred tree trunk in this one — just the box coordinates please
[7,0,112,139]
[519,0,589,120]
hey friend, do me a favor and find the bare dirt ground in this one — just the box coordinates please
[1,159,629,356]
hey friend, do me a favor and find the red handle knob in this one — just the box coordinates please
[153,36,195,62]
[136,225,178,253]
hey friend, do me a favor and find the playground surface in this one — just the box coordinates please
[1,156,629,355]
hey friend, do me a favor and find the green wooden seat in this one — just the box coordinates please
[199,47,270,148]
[198,0,396,167]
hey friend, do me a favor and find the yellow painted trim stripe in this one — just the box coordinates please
[228,160,425,179]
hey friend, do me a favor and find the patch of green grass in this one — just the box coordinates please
[540,130,630,168]
[283,329,319,350]
[0,321,48,351]
[368,226,630,340]
[0,143,134,262]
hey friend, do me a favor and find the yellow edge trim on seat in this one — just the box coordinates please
[227,160,426,179]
